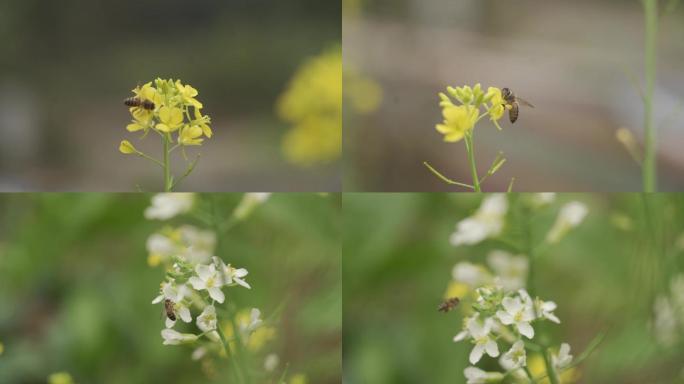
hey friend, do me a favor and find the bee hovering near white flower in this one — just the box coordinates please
[450,194,508,246]
[144,193,195,220]
[546,201,588,244]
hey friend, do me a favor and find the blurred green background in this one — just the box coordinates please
[344,0,684,191]
[0,193,341,383]
[343,193,684,383]
[0,0,340,191]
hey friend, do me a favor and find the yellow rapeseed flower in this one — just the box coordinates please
[179,125,204,146]
[277,46,342,166]
[435,105,478,142]
[528,354,579,383]
[486,87,506,121]
[156,106,184,133]
[290,373,308,384]
[119,140,137,154]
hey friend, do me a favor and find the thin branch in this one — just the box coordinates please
[423,161,474,190]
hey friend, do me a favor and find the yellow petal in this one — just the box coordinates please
[126,123,144,132]
[444,132,464,142]
[119,140,136,154]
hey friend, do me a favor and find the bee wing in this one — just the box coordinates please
[517,97,535,108]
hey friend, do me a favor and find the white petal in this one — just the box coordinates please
[502,297,522,313]
[453,330,469,342]
[165,317,176,328]
[189,276,205,290]
[469,344,485,364]
[497,310,514,325]
[485,340,499,358]
[517,322,535,339]
[234,268,248,278]
[178,306,192,323]
[152,294,164,304]
[196,264,213,280]
[546,313,561,324]
[235,277,251,289]
[208,287,225,303]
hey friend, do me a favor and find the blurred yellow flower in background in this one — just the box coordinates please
[48,372,75,384]
[277,45,382,166]
[528,354,579,383]
[277,47,342,166]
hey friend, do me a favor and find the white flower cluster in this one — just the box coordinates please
[653,274,684,347]
[143,193,259,349]
[450,194,587,248]
[453,285,571,381]
[452,250,528,292]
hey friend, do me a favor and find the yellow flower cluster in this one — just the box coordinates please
[120,78,212,153]
[277,47,342,166]
[435,84,505,143]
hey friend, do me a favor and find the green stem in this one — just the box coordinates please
[422,161,474,190]
[543,348,561,384]
[163,133,172,191]
[464,133,481,192]
[216,325,246,383]
[642,0,658,192]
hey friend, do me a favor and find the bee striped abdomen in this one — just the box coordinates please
[509,102,519,123]
[164,299,176,321]
[438,297,460,313]
[124,97,155,110]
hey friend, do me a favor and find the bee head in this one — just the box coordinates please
[501,88,512,98]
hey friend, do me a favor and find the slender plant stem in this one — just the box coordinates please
[216,325,245,383]
[464,133,481,192]
[163,133,172,191]
[422,161,474,190]
[543,348,561,384]
[642,0,658,192]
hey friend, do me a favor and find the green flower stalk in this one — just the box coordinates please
[425,84,512,192]
[119,78,213,191]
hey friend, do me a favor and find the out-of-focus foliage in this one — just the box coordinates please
[343,193,684,383]
[0,193,341,384]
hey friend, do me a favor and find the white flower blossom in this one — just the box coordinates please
[212,256,251,289]
[189,263,225,303]
[500,340,527,370]
[144,193,195,220]
[152,282,193,327]
[453,315,477,342]
[161,328,198,345]
[497,296,535,339]
[653,295,678,347]
[533,193,556,206]
[487,250,528,292]
[197,305,217,332]
[464,366,504,384]
[264,354,280,372]
[147,226,216,266]
[552,343,573,369]
[468,318,499,364]
[233,193,271,220]
[450,194,508,246]
[452,262,492,288]
[192,346,208,360]
[240,308,263,333]
[546,201,588,243]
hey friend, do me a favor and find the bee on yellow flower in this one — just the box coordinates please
[119,78,213,191]
[426,84,516,191]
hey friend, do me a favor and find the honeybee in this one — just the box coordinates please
[438,297,461,313]
[123,96,155,111]
[501,87,534,123]
[164,299,176,321]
